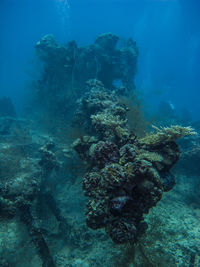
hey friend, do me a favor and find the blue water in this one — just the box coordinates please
[0,0,200,119]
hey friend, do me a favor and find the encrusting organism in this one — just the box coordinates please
[73,79,196,244]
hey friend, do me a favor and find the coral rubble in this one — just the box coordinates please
[73,79,195,244]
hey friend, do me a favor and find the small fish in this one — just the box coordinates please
[111,196,132,211]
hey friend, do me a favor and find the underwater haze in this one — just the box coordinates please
[1,0,200,119]
[0,0,200,266]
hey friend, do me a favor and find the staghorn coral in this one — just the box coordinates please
[73,80,196,244]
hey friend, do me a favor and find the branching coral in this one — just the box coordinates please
[91,112,127,134]
[140,125,196,146]
[73,79,128,140]
[135,151,163,163]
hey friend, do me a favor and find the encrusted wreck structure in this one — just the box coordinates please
[33,33,138,126]
[73,79,195,244]
[0,32,198,266]
[0,118,68,267]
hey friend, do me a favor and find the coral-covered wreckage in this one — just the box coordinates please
[0,117,68,267]
[33,33,138,124]
[0,33,197,266]
[34,27,197,247]
[73,79,196,244]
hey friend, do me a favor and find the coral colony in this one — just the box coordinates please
[72,79,195,244]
